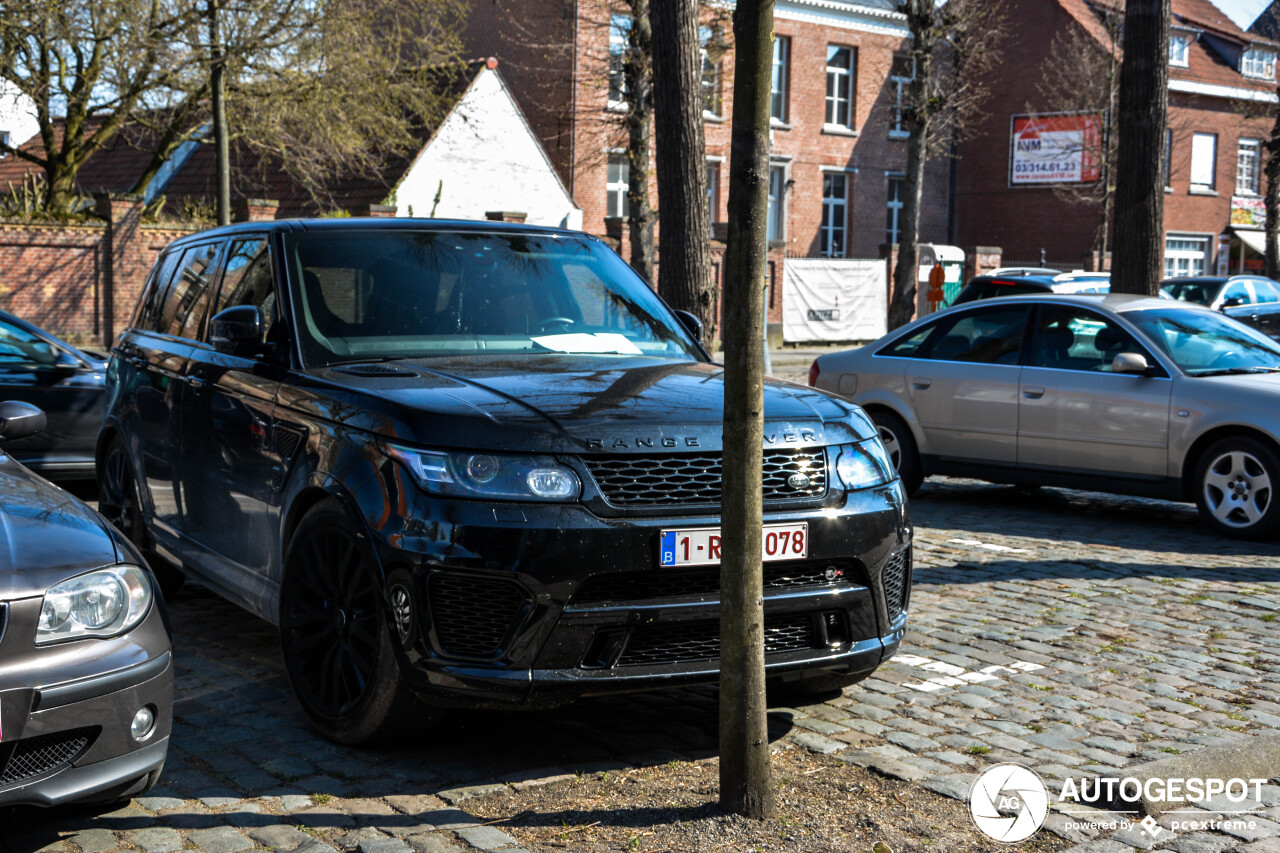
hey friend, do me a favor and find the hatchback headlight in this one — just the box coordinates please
[37,565,152,645]
[833,439,895,490]
[387,445,581,502]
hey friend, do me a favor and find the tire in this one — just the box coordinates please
[1194,437,1280,540]
[870,410,923,496]
[279,501,425,745]
[97,436,185,599]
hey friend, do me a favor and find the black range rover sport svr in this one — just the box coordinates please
[99,219,912,744]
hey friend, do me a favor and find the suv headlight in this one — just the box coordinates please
[37,565,153,645]
[833,439,895,490]
[387,445,581,502]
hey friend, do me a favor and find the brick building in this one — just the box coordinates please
[463,0,951,330]
[952,0,1278,277]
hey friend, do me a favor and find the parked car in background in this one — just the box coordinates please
[0,309,107,479]
[100,219,912,745]
[810,294,1280,539]
[1160,275,1280,341]
[954,271,1110,304]
[0,400,171,808]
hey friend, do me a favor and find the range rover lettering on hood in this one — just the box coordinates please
[583,429,820,450]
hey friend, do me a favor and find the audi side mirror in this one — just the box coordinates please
[0,400,46,442]
[1111,352,1151,375]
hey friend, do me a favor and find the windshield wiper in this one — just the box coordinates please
[1192,366,1280,377]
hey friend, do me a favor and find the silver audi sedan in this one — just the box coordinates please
[810,294,1280,539]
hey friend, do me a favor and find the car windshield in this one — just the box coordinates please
[1160,280,1221,306]
[284,230,700,366]
[1126,307,1280,375]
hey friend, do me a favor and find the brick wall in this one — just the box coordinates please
[0,196,198,345]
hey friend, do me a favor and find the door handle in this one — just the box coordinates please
[187,374,207,390]
[1023,386,1045,399]
[911,378,932,390]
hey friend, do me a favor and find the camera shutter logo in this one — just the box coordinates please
[969,763,1049,842]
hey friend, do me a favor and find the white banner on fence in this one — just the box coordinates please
[782,259,887,343]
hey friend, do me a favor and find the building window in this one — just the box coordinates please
[1170,33,1191,67]
[0,131,10,158]
[821,171,849,258]
[1164,129,1172,189]
[608,15,629,106]
[889,55,913,139]
[607,154,629,218]
[1190,132,1216,191]
[706,160,719,236]
[1242,44,1277,80]
[767,165,786,243]
[700,26,724,117]
[1164,235,1209,278]
[887,176,905,246]
[825,46,854,129]
[1238,138,1261,195]
[771,36,790,123]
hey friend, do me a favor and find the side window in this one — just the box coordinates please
[212,238,276,342]
[879,321,938,357]
[924,306,1028,364]
[0,318,64,367]
[1253,280,1280,304]
[1223,280,1250,304]
[134,250,183,333]
[1031,306,1145,372]
[159,243,221,339]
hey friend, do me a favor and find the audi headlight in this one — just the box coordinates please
[833,439,895,490]
[37,565,152,645]
[387,445,581,502]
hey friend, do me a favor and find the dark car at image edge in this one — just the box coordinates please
[99,218,913,744]
[0,401,171,809]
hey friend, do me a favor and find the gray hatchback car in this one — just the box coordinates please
[811,294,1280,539]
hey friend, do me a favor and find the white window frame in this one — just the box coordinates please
[1164,128,1173,190]
[1242,44,1277,80]
[889,55,914,140]
[820,169,851,258]
[1170,33,1192,67]
[700,26,723,118]
[766,164,787,244]
[1237,137,1261,196]
[825,46,854,130]
[886,174,905,246]
[1164,234,1210,278]
[1190,132,1217,192]
[706,159,720,237]
[608,15,630,109]
[606,153,629,219]
[771,35,790,124]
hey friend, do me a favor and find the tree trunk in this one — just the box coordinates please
[888,55,930,331]
[209,0,230,226]
[651,0,715,338]
[1111,0,1169,294]
[1265,83,1280,280]
[626,0,655,281]
[719,0,774,820]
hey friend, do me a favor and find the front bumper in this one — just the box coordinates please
[0,602,173,807]
[368,478,912,708]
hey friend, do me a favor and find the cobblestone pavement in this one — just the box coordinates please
[5,476,1279,853]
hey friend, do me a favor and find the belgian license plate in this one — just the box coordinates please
[659,523,808,567]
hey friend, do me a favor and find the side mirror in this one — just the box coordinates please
[1221,297,1245,310]
[673,309,704,343]
[0,401,46,442]
[210,305,264,355]
[1111,352,1151,375]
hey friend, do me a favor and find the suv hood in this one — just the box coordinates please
[0,456,120,598]
[289,356,875,453]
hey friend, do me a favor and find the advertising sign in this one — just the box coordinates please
[1009,113,1103,186]
[1231,196,1265,228]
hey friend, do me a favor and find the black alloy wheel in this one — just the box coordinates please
[98,436,185,598]
[279,502,423,744]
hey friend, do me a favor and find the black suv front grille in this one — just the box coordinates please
[571,560,856,604]
[428,575,529,658]
[0,728,97,786]
[881,549,911,619]
[583,449,827,508]
[616,614,818,667]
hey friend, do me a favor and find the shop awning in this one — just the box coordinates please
[1235,228,1267,254]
